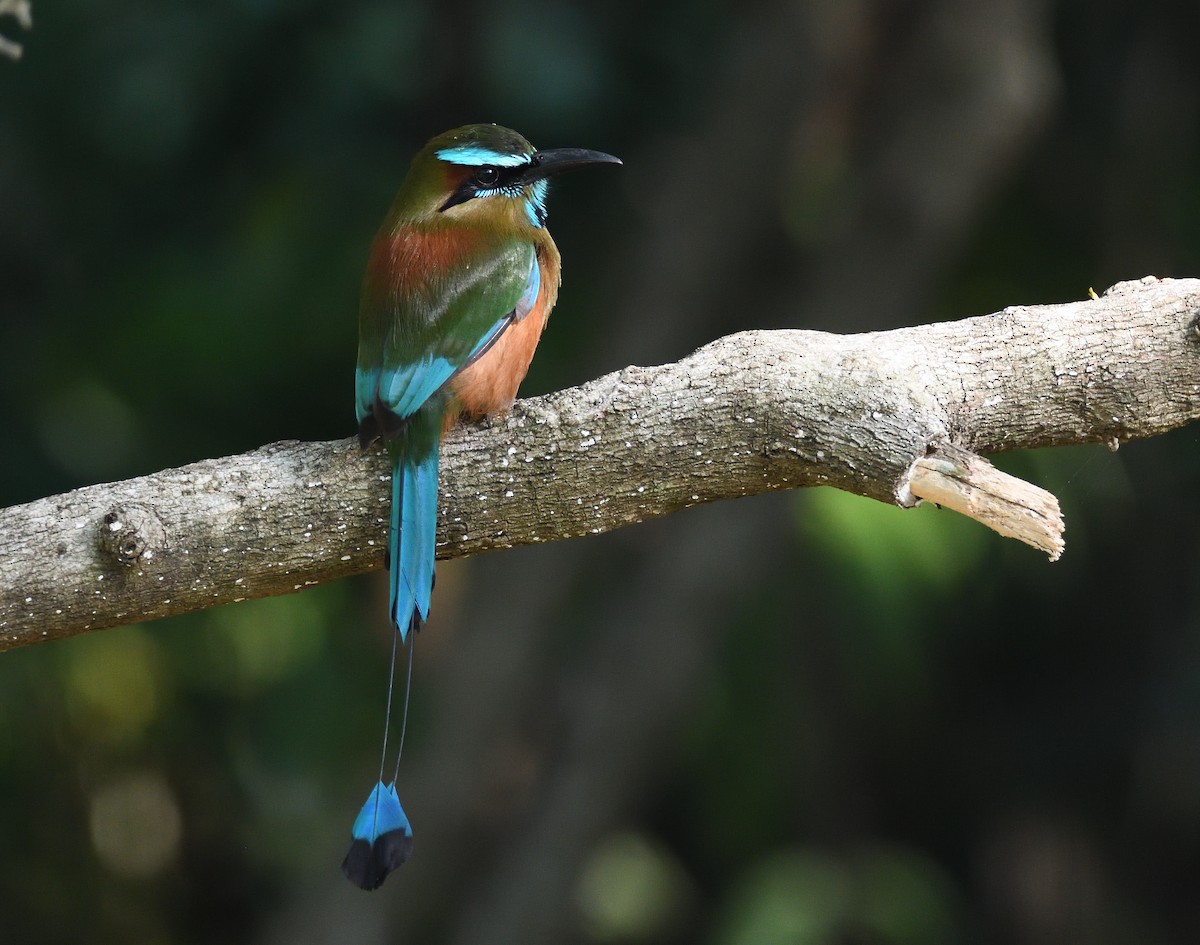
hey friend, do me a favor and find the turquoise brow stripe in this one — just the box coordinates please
[436,146,530,167]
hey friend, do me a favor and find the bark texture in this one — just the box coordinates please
[2,276,1198,652]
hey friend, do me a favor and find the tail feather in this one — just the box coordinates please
[388,448,439,642]
[342,781,413,890]
[347,438,436,890]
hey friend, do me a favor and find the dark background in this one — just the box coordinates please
[2,1,1199,943]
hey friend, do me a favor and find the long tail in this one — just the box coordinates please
[342,444,438,890]
[389,446,439,642]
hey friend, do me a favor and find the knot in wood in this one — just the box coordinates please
[96,504,166,567]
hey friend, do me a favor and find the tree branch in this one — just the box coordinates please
[3,276,1198,652]
[905,444,1065,560]
[0,0,31,61]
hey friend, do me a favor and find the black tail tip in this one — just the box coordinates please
[342,831,414,891]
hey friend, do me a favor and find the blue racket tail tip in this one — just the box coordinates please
[342,781,413,890]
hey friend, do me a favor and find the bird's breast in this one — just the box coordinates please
[448,243,561,425]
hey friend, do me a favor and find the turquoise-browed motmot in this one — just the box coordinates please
[344,124,620,890]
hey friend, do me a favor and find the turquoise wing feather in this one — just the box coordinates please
[356,234,537,432]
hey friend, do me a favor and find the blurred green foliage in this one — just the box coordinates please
[3,1,1200,943]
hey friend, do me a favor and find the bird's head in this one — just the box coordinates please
[394,124,620,229]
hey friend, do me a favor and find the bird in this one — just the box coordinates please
[343,124,620,890]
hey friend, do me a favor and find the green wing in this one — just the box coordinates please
[356,230,536,437]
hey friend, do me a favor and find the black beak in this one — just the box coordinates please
[514,148,622,186]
